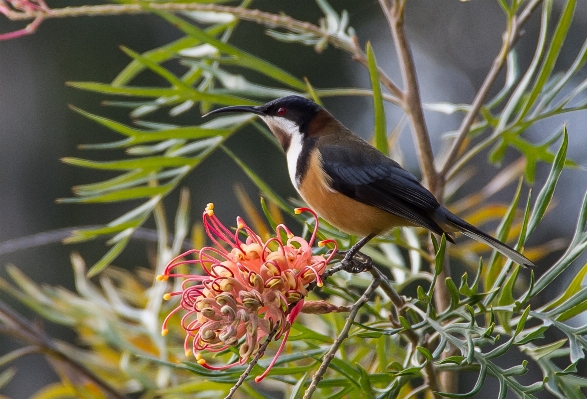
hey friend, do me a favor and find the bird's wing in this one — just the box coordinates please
[318,138,447,236]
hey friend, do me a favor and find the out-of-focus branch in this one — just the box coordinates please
[438,0,544,185]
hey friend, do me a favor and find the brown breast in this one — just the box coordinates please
[297,150,411,236]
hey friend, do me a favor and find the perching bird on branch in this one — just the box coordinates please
[205,95,534,270]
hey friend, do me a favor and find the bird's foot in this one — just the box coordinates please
[340,251,372,274]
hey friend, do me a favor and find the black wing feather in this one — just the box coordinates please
[319,138,447,236]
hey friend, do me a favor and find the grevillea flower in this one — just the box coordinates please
[159,203,336,381]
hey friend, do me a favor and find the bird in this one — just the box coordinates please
[204,95,534,269]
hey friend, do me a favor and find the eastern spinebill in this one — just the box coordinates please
[204,95,534,269]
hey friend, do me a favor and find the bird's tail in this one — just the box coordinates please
[442,212,534,268]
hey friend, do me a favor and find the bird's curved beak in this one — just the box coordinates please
[203,105,264,118]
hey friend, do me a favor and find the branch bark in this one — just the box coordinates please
[378,0,438,193]
[303,278,380,399]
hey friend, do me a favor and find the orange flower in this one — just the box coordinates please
[159,203,336,380]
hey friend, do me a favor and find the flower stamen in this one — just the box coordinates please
[160,205,334,380]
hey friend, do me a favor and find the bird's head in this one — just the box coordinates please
[204,95,322,151]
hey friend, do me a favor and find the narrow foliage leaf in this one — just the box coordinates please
[366,42,388,156]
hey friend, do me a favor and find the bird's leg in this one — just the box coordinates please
[339,234,375,273]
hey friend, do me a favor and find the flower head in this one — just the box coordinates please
[160,204,336,379]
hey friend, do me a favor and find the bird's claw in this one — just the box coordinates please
[341,252,372,273]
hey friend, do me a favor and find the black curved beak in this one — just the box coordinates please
[203,105,264,118]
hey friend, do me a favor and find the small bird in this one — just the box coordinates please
[205,95,534,269]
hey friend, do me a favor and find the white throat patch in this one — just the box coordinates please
[286,132,304,188]
[260,116,304,188]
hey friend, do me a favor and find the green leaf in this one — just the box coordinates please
[153,11,306,90]
[304,77,323,106]
[70,107,233,147]
[495,0,551,133]
[113,36,199,86]
[435,356,465,365]
[65,221,137,243]
[72,169,184,196]
[427,234,446,301]
[398,316,411,330]
[521,338,567,360]
[544,287,587,321]
[356,364,374,399]
[61,156,197,172]
[530,189,587,297]
[484,178,523,304]
[496,267,521,333]
[120,45,192,90]
[527,127,568,236]
[517,0,576,121]
[435,234,446,276]
[416,346,432,362]
[533,38,587,115]
[515,305,531,337]
[365,42,387,156]
[501,361,528,377]
[499,265,520,307]
[328,357,362,389]
[256,348,326,370]
[61,185,170,203]
[181,60,299,100]
[515,325,549,345]
[289,322,334,343]
[68,81,257,106]
[459,272,472,296]
[289,371,310,399]
[445,277,460,310]
[543,260,587,316]
[87,234,132,277]
[259,197,279,231]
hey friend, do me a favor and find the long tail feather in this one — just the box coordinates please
[444,213,534,268]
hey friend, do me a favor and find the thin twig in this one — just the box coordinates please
[302,278,381,399]
[368,266,404,308]
[224,325,279,399]
[438,0,544,183]
[378,0,438,193]
[377,3,448,393]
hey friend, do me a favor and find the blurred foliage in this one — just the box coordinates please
[2,0,587,398]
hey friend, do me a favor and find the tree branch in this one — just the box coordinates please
[224,325,279,399]
[303,278,380,399]
[438,0,544,185]
[378,0,438,193]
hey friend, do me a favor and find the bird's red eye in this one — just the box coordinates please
[276,107,287,116]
